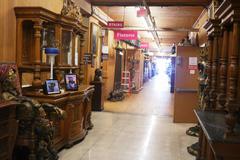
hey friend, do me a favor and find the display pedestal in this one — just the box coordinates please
[90,81,104,111]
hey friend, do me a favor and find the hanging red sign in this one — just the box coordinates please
[137,8,147,17]
[140,42,149,49]
[107,21,124,28]
[114,30,138,40]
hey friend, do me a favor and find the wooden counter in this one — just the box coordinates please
[23,85,94,150]
[195,110,240,160]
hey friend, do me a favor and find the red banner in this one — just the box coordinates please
[107,21,124,28]
[137,8,147,17]
[140,42,149,49]
[114,30,138,40]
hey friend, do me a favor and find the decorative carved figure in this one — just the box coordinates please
[61,0,83,24]
[0,64,65,160]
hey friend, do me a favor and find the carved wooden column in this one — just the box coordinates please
[225,22,240,136]
[209,33,220,109]
[203,36,213,110]
[79,34,85,84]
[32,20,42,89]
[209,20,221,110]
[217,27,229,110]
[204,19,221,110]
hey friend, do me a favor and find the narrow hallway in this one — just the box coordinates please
[59,72,197,160]
[104,72,174,116]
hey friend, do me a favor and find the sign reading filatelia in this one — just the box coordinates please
[114,30,138,40]
[107,21,124,28]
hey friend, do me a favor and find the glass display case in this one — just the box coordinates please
[41,22,56,64]
[14,7,88,87]
[61,30,73,66]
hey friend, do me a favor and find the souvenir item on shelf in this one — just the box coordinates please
[43,79,61,95]
[64,74,78,91]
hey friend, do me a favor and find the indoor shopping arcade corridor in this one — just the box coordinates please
[59,71,196,160]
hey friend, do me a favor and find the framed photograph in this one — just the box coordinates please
[64,74,78,91]
[90,23,99,55]
[43,79,61,95]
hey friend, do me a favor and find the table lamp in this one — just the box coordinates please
[45,48,59,79]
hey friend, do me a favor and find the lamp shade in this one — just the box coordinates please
[45,48,59,55]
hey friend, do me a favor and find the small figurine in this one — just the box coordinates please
[94,68,103,82]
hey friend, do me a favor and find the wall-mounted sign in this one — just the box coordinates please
[102,45,109,54]
[107,21,124,28]
[114,30,138,40]
[137,8,147,17]
[140,42,149,49]
[189,57,198,70]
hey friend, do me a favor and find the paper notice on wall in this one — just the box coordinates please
[102,45,109,54]
[190,70,195,75]
[189,57,198,66]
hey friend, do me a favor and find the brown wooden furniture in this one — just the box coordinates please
[195,110,240,160]
[13,0,94,154]
[196,0,240,159]
[0,101,18,160]
[14,4,87,87]
[23,85,94,149]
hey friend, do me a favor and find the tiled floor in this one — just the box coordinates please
[104,72,174,116]
[59,73,197,160]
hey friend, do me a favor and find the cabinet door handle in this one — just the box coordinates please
[175,88,198,93]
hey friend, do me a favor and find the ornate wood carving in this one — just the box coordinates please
[61,0,83,25]
[214,0,240,137]
[217,27,229,110]
[203,19,221,110]
[225,22,239,136]
[79,34,85,84]
[203,36,213,110]
[32,20,42,89]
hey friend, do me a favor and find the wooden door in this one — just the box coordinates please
[174,46,199,123]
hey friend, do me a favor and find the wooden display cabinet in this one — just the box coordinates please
[14,1,93,151]
[14,6,87,87]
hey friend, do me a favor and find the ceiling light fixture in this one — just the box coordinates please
[141,0,161,50]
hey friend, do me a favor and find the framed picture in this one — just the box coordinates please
[43,79,61,95]
[64,74,78,91]
[90,23,99,55]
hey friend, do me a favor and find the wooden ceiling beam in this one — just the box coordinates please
[87,0,210,7]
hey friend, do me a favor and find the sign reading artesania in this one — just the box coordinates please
[107,21,124,28]
[114,30,138,40]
